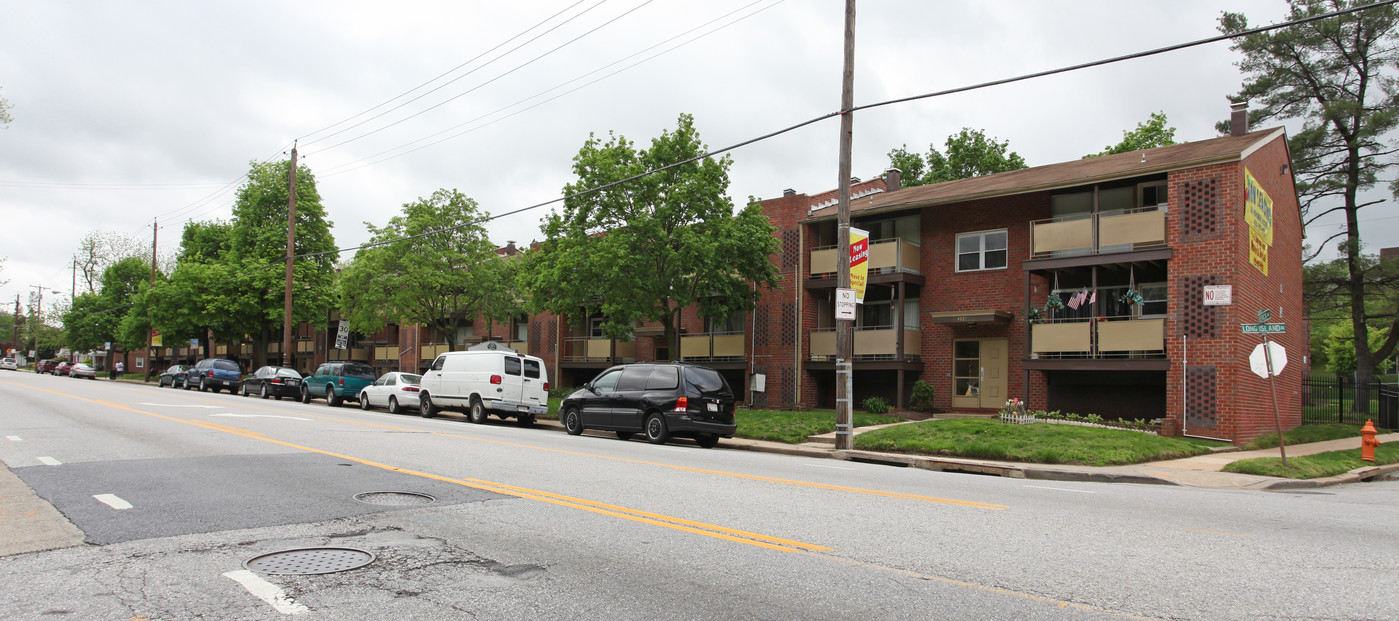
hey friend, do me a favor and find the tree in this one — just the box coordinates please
[74,230,145,295]
[338,189,499,350]
[1084,111,1178,158]
[219,159,337,361]
[524,113,780,357]
[886,128,1027,187]
[62,256,152,356]
[1220,1,1399,393]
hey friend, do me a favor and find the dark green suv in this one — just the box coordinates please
[300,361,376,407]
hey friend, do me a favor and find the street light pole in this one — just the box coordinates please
[27,284,60,361]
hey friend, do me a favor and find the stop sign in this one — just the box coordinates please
[1250,341,1287,378]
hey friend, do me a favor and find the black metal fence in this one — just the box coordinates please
[1302,376,1399,429]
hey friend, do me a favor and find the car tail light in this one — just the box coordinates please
[490,375,502,385]
[271,378,282,384]
[338,378,344,386]
[673,396,688,412]
[543,382,550,391]
[402,386,419,392]
[207,370,214,377]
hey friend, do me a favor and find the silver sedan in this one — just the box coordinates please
[357,372,422,414]
[69,362,97,380]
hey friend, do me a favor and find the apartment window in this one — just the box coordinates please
[512,315,529,342]
[588,316,605,338]
[956,229,1007,272]
[704,313,745,334]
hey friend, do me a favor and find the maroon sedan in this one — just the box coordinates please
[55,361,74,376]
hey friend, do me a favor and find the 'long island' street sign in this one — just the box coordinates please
[1241,322,1286,334]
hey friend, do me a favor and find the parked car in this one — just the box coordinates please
[0,357,17,371]
[55,361,74,376]
[69,362,97,379]
[418,350,548,425]
[240,366,302,400]
[184,358,243,393]
[157,365,190,388]
[301,361,376,407]
[36,359,60,374]
[358,372,422,414]
[560,362,736,448]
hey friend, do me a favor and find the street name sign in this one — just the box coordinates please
[1241,323,1286,334]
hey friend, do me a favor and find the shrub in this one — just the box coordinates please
[1085,414,1103,424]
[910,380,937,412]
[863,396,890,415]
[548,385,579,399]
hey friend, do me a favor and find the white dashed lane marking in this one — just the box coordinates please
[5,435,21,441]
[93,494,133,510]
[36,456,61,466]
[224,570,309,615]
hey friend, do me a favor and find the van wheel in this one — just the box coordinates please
[695,435,720,449]
[616,431,634,441]
[420,393,437,418]
[645,413,671,445]
[326,387,341,407]
[469,398,488,424]
[388,396,401,414]
[563,407,583,435]
[516,414,535,427]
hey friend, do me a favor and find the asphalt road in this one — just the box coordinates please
[2,370,1396,620]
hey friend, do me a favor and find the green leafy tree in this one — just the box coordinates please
[524,113,780,356]
[61,256,151,357]
[227,159,338,361]
[148,221,243,357]
[1084,111,1178,158]
[1220,1,1399,394]
[338,189,498,349]
[62,294,110,354]
[1325,322,1390,376]
[886,128,1027,187]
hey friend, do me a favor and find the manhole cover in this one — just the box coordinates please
[243,547,375,575]
[354,491,437,506]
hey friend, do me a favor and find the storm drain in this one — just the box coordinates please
[243,547,375,575]
[353,491,437,506]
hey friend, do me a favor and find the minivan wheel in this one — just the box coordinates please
[645,413,671,445]
[326,387,341,407]
[419,393,437,418]
[563,408,583,436]
[695,435,720,449]
[469,398,487,424]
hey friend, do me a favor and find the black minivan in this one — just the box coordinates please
[560,363,736,448]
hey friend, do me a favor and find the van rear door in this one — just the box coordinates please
[500,355,525,410]
[522,356,547,412]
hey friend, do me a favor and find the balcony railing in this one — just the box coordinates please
[809,327,922,361]
[1030,316,1166,359]
[810,238,921,276]
[375,346,399,360]
[562,337,636,363]
[1029,208,1166,259]
[680,332,746,362]
[328,347,371,362]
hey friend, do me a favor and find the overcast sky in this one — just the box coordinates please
[2,0,1394,318]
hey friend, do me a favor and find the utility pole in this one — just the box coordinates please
[145,219,157,380]
[282,143,299,369]
[834,0,857,450]
[11,294,19,356]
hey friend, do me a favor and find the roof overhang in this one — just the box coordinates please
[927,310,1015,326]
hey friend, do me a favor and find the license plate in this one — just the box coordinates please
[706,402,718,412]
[518,405,529,412]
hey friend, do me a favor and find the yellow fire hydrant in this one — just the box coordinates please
[1360,419,1381,463]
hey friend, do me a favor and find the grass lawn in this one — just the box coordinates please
[1240,423,1384,450]
[734,410,902,444]
[852,419,1224,467]
[1222,442,1399,478]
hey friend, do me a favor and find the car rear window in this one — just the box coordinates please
[343,363,376,379]
[644,366,679,390]
[401,374,421,385]
[275,368,301,378]
[504,356,521,376]
[214,360,240,372]
[685,366,730,392]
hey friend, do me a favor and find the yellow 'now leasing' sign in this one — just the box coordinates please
[1244,169,1273,275]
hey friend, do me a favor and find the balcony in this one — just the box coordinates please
[328,347,370,362]
[810,238,921,276]
[680,332,746,362]
[809,327,922,361]
[562,337,636,363]
[1030,316,1166,360]
[1029,208,1166,259]
[375,346,399,360]
[420,344,451,361]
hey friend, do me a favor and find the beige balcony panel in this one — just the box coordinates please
[503,340,526,353]
[1098,318,1165,352]
[810,331,835,357]
[681,335,710,358]
[810,247,837,275]
[421,344,449,360]
[586,339,611,359]
[713,334,745,357]
[351,348,370,361]
[901,241,921,273]
[1099,210,1166,247]
[869,240,897,271]
[268,343,280,354]
[1032,219,1093,254]
[1032,322,1092,353]
[615,341,636,358]
[298,341,315,353]
[215,345,228,355]
[904,329,921,355]
[376,346,400,360]
[854,329,897,356]
[241,344,253,354]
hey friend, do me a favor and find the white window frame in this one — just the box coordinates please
[955,229,1008,273]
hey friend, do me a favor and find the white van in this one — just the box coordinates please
[419,350,550,426]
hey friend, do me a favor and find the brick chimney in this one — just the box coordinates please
[884,168,901,191]
[504,241,518,256]
[1230,101,1249,137]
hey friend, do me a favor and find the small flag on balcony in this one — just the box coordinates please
[1067,289,1082,310]
[1088,289,1096,305]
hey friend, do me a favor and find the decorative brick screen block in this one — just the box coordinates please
[780,368,794,409]
[1181,276,1220,338]
[782,229,799,270]
[547,321,556,353]
[1181,178,1220,240]
[754,306,769,347]
[781,303,795,347]
[529,321,540,353]
[1186,365,1218,429]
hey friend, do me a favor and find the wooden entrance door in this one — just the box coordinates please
[951,339,1009,410]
